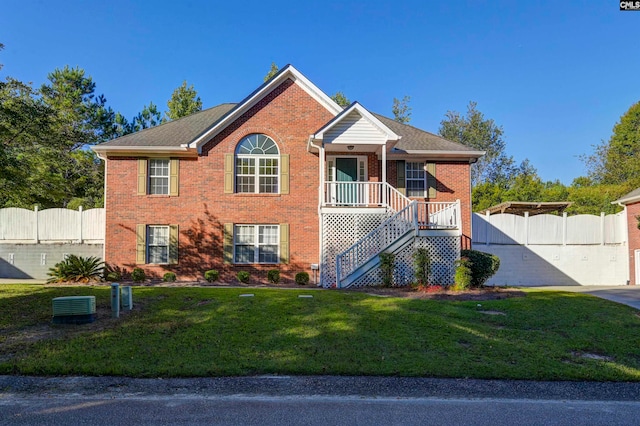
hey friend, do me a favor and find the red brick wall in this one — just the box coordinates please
[626,202,640,285]
[105,79,333,282]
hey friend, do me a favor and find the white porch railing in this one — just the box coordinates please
[323,182,411,211]
[416,201,460,229]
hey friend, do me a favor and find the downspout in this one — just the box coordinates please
[308,137,324,286]
[615,200,631,285]
[95,151,108,264]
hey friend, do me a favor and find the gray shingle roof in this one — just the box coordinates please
[374,113,479,153]
[98,103,237,147]
[97,101,480,157]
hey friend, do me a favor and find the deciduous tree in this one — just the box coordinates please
[583,100,640,187]
[166,80,202,120]
[264,62,279,82]
[439,101,516,186]
[392,95,411,123]
[331,91,351,107]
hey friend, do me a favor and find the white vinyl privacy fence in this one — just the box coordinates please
[0,207,105,279]
[0,207,104,243]
[472,212,628,286]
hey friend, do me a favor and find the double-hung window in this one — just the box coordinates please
[234,225,279,264]
[406,162,426,197]
[147,225,169,264]
[235,134,279,193]
[149,159,170,195]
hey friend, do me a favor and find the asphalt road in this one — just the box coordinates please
[1,376,640,425]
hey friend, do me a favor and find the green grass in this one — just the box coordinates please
[1,285,639,380]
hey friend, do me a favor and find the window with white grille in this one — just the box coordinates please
[149,159,170,195]
[406,162,426,197]
[235,134,279,193]
[147,225,169,264]
[234,225,279,264]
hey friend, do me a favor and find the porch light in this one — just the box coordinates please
[347,145,354,150]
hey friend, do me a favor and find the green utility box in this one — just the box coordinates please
[52,296,96,324]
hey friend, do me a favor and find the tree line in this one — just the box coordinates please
[2,53,638,215]
[0,43,202,209]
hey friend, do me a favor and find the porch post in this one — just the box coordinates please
[319,145,325,206]
[381,145,387,207]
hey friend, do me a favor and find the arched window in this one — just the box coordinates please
[235,134,280,193]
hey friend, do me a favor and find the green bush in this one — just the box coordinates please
[460,249,500,288]
[379,252,395,287]
[267,269,280,284]
[131,267,146,283]
[163,272,177,282]
[106,272,120,282]
[103,264,126,282]
[47,255,104,283]
[453,257,473,291]
[237,271,250,284]
[295,272,310,285]
[413,248,431,285]
[204,270,219,283]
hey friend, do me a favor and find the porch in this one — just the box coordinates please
[322,182,460,230]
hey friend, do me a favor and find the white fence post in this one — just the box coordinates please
[34,205,39,243]
[78,205,83,244]
[524,211,529,246]
[485,210,491,246]
[562,212,567,246]
[600,212,605,246]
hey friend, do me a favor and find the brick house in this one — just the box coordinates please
[93,65,484,287]
[615,188,640,285]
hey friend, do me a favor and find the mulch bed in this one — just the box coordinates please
[349,286,526,301]
[44,281,525,301]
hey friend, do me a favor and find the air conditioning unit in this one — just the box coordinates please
[52,296,96,324]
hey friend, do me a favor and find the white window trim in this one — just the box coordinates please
[147,225,170,264]
[149,159,170,195]
[234,134,280,194]
[235,155,280,194]
[233,224,280,264]
[406,161,426,197]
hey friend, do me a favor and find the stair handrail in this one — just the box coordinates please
[336,201,417,287]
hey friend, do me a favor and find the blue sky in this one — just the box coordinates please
[1,0,638,184]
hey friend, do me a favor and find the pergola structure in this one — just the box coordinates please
[481,201,572,216]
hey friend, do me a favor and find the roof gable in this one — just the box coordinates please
[188,64,343,153]
[312,102,400,146]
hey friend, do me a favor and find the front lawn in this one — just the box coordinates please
[0,285,639,380]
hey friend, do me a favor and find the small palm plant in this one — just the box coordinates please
[47,255,105,283]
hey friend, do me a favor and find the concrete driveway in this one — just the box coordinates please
[530,285,640,310]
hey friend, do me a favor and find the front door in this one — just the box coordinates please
[335,158,358,205]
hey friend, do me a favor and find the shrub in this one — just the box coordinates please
[413,248,431,285]
[453,257,473,291]
[460,249,500,288]
[237,270,250,284]
[267,269,280,284]
[379,252,395,287]
[106,272,120,282]
[103,264,126,282]
[295,272,310,285]
[163,272,177,282]
[131,267,146,283]
[47,255,104,283]
[204,270,219,283]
